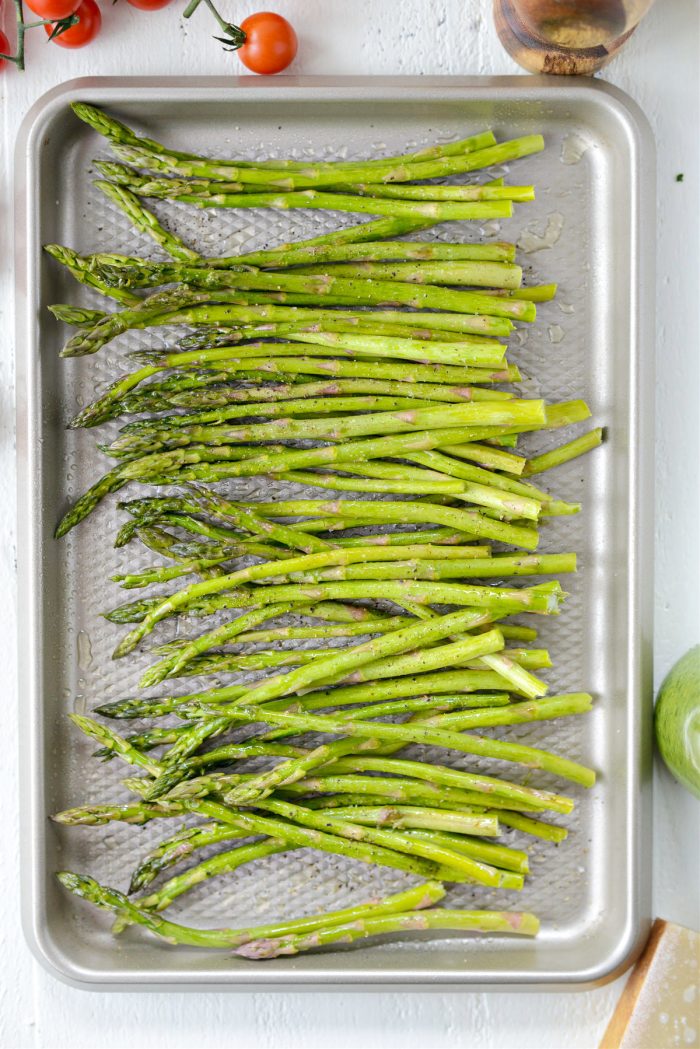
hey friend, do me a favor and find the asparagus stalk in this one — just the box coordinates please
[327,182,534,202]
[419,693,593,731]
[72,103,495,170]
[56,426,549,540]
[97,168,532,205]
[524,428,604,475]
[172,319,516,354]
[69,356,518,427]
[48,304,107,325]
[116,541,494,590]
[442,442,527,474]
[402,450,548,501]
[112,135,544,188]
[119,184,516,223]
[94,181,200,262]
[128,822,257,892]
[228,618,535,646]
[103,399,542,462]
[149,623,506,690]
[137,331,510,369]
[281,772,517,815]
[122,839,292,920]
[94,669,513,721]
[216,498,540,547]
[288,260,523,288]
[496,811,568,842]
[116,392,460,437]
[169,304,515,336]
[56,871,449,947]
[141,238,517,270]
[217,703,595,800]
[279,553,575,584]
[231,215,439,260]
[43,244,141,306]
[115,378,507,419]
[315,805,499,836]
[51,800,192,826]
[93,263,538,321]
[108,133,541,187]
[210,616,417,644]
[128,575,556,670]
[235,907,539,958]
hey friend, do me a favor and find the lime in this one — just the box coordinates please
[654,645,700,799]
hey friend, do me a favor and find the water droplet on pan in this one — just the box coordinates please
[517,213,564,254]
[560,132,590,166]
[77,630,93,671]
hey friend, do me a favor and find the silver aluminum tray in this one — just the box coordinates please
[16,76,654,991]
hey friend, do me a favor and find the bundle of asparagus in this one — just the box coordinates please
[49,105,600,959]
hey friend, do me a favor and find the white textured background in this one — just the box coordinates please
[1,2,699,1047]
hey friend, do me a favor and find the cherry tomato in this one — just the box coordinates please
[237,12,297,75]
[0,30,10,69]
[45,0,101,46]
[126,0,174,8]
[26,0,80,19]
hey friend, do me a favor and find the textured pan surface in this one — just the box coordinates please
[16,76,654,989]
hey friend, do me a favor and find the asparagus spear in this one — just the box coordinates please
[327,183,534,202]
[524,428,604,475]
[100,378,524,435]
[116,182,516,223]
[111,135,544,188]
[123,570,556,665]
[315,805,499,836]
[97,168,532,205]
[127,822,259,892]
[94,181,199,262]
[231,215,439,260]
[56,424,550,539]
[72,102,496,170]
[56,871,450,947]
[114,541,493,589]
[51,800,190,826]
[280,772,517,816]
[248,799,502,883]
[235,907,539,958]
[73,359,519,427]
[163,303,514,337]
[92,263,538,321]
[278,553,575,585]
[217,702,595,800]
[43,244,141,306]
[103,399,541,462]
[121,839,292,921]
[288,259,523,288]
[86,237,517,272]
[94,670,514,721]
[126,833,519,923]
[147,622,506,690]
[48,304,107,325]
[133,331,509,369]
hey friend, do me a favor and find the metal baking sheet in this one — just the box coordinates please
[16,76,654,990]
